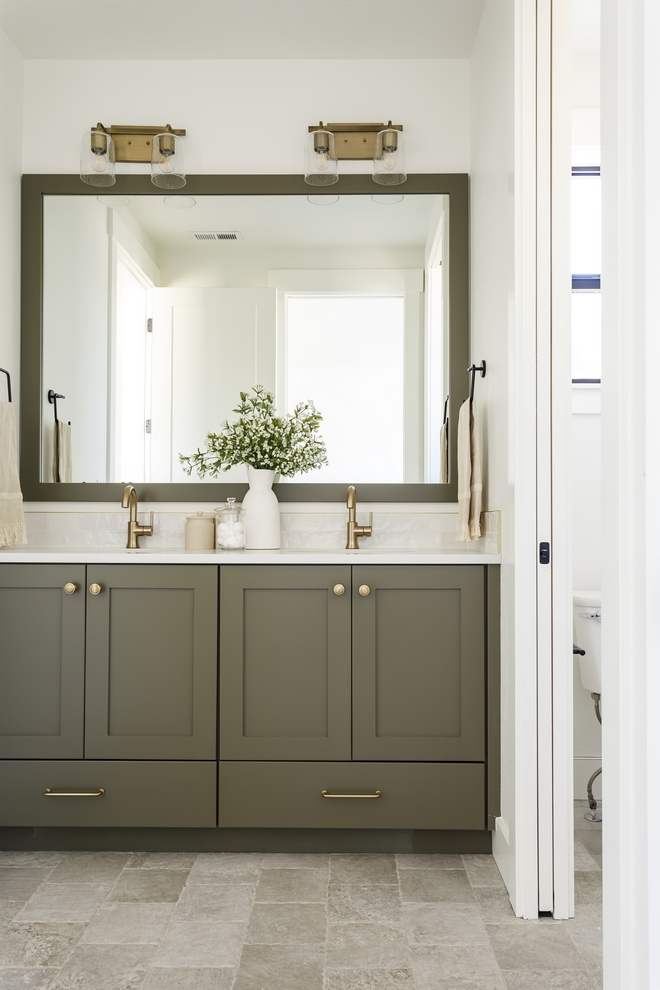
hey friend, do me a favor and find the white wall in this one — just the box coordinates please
[470,0,519,901]
[0,28,22,412]
[157,245,423,288]
[22,60,470,176]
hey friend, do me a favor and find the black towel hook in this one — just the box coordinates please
[0,367,11,402]
[468,361,486,402]
[48,389,65,424]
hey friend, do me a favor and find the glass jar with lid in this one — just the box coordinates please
[215,498,246,550]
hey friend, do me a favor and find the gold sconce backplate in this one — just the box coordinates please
[91,124,186,163]
[308,122,403,161]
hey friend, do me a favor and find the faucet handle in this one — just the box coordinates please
[140,511,154,536]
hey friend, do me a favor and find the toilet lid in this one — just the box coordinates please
[573,590,601,608]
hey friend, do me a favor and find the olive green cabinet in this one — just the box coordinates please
[85,565,217,760]
[352,565,485,762]
[220,565,352,761]
[0,565,86,759]
[220,564,487,763]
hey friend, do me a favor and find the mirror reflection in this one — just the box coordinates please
[42,193,449,484]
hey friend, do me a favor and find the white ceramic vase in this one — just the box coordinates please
[242,467,280,549]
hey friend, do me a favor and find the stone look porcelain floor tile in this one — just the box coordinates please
[126,852,199,871]
[0,853,64,869]
[486,923,587,972]
[0,921,86,968]
[49,943,157,990]
[395,854,464,870]
[403,902,490,946]
[46,852,130,886]
[323,968,416,989]
[153,920,246,969]
[0,869,55,901]
[0,900,26,927]
[573,840,601,873]
[330,855,398,885]
[255,868,328,904]
[261,853,330,869]
[80,902,175,944]
[325,923,410,969]
[107,869,190,904]
[232,943,325,990]
[173,883,254,923]
[502,971,599,990]
[0,828,602,989]
[245,901,327,944]
[16,885,109,924]
[328,883,403,925]
[461,854,507,887]
[141,967,236,989]
[187,853,262,885]
[0,967,60,990]
[409,944,503,986]
[398,868,475,904]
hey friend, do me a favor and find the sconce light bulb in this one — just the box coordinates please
[92,154,107,172]
[383,152,395,170]
[315,152,329,171]
[160,157,174,173]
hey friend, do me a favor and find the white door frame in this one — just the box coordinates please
[493,0,574,921]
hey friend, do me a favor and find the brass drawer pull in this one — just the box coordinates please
[333,584,345,596]
[63,582,78,594]
[89,583,103,595]
[321,789,382,799]
[358,584,371,596]
[44,788,105,798]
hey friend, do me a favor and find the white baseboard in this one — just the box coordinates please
[574,758,602,800]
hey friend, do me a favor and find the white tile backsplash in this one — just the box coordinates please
[22,506,500,554]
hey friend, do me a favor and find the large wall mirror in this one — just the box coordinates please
[21,175,468,501]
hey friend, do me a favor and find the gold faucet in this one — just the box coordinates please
[346,486,373,549]
[122,484,154,549]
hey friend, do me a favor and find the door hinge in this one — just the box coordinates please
[146,318,153,333]
[539,541,550,564]
[145,419,151,434]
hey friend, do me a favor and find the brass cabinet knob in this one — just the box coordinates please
[333,584,345,596]
[63,583,77,595]
[89,583,103,596]
[358,584,371,597]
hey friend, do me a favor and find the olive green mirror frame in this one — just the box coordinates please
[20,173,469,502]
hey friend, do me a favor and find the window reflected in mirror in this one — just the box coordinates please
[41,194,450,484]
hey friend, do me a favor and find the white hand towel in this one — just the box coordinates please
[53,421,72,483]
[456,398,482,542]
[0,401,27,547]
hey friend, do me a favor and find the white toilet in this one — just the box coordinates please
[573,589,602,821]
[573,590,601,695]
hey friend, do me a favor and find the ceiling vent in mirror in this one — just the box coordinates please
[190,231,243,242]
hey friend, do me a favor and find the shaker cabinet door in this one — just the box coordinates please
[85,565,217,760]
[0,564,86,759]
[220,565,352,761]
[352,565,485,762]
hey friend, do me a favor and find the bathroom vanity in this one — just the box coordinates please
[0,552,499,852]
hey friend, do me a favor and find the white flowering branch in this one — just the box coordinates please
[179,385,328,479]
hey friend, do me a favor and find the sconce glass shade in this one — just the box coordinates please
[304,129,339,186]
[151,132,186,189]
[373,127,406,185]
[80,129,116,186]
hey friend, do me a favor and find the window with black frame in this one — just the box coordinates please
[571,165,601,384]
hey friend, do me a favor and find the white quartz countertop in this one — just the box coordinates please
[0,548,501,565]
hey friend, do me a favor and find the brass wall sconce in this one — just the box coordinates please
[80,123,187,188]
[305,122,406,186]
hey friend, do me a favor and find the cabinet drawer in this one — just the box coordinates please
[218,762,485,830]
[0,761,216,827]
